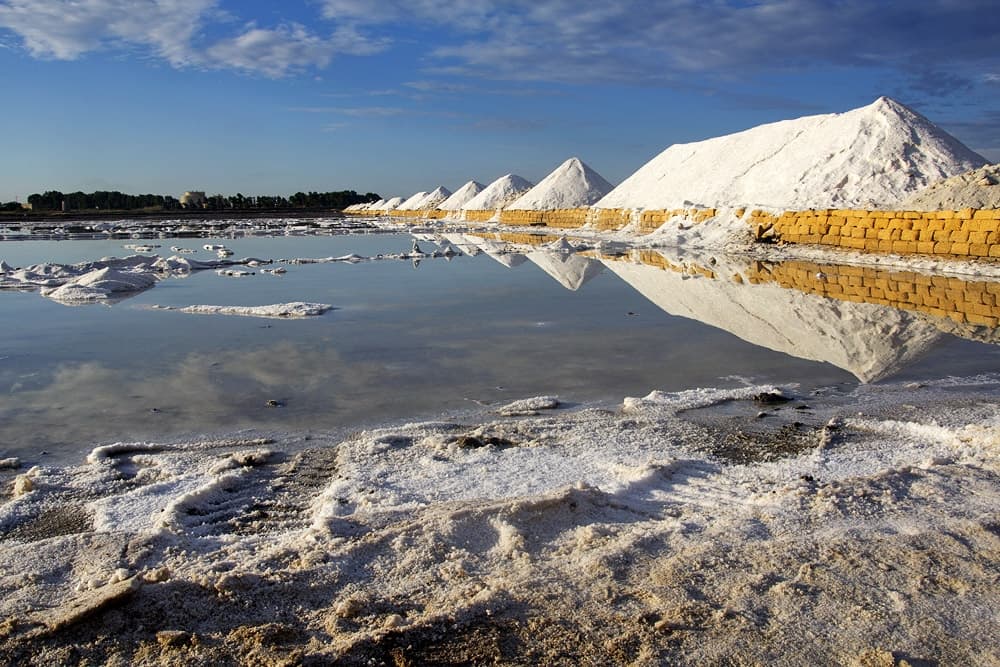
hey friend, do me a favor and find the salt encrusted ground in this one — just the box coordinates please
[0,377,997,665]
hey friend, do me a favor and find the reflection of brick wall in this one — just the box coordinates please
[749,260,1000,327]
[754,208,1000,258]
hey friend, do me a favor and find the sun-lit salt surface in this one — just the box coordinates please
[156,302,335,318]
[0,375,997,663]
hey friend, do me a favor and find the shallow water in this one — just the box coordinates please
[3,231,1000,464]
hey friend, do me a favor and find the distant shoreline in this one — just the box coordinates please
[0,207,348,225]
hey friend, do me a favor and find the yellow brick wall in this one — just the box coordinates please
[463,209,497,223]
[498,208,590,228]
[590,208,633,231]
[760,208,1000,259]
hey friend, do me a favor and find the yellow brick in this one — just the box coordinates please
[970,243,990,257]
[967,313,1000,327]
[956,208,976,220]
[951,230,970,243]
[951,242,970,255]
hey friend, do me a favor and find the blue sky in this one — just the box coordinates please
[0,0,997,203]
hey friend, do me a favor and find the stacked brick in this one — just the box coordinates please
[498,209,590,227]
[748,260,1000,327]
[462,210,497,222]
[638,208,716,233]
[759,208,1000,258]
[590,208,633,231]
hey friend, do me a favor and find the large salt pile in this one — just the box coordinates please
[462,174,534,211]
[507,157,614,210]
[396,191,429,211]
[438,180,485,210]
[900,163,1000,211]
[597,97,986,211]
[379,196,404,212]
[417,186,452,210]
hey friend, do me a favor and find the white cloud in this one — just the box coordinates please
[1,0,997,91]
[320,0,1000,93]
[204,23,377,77]
[0,0,386,77]
[0,0,215,63]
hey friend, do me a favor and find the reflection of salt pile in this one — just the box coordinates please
[507,157,614,210]
[900,163,1000,210]
[458,234,528,268]
[597,97,986,211]
[462,174,533,216]
[527,247,604,291]
[438,181,485,211]
[602,253,944,382]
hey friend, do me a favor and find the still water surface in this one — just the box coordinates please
[3,232,999,463]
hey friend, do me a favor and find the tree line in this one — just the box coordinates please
[4,189,381,212]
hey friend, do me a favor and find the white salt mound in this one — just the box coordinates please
[438,181,485,211]
[462,174,534,211]
[40,267,158,302]
[416,186,453,210]
[900,163,1000,211]
[173,302,334,318]
[597,97,986,211]
[378,196,404,212]
[507,157,614,210]
[396,191,429,211]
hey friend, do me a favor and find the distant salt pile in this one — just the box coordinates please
[417,186,452,210]
[597,97,986,211]
[900,163,1000,211]
[439,181,485,211]
[463,174,533,211]
[379,196,404,212]
[397,191,429,211]
[507,157,614,210]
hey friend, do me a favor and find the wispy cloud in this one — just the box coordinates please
[205,24,384,77]
[322,0,1000,96]
[0,0,215,63]
[2,0,998,95]
[0,0,386,77]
